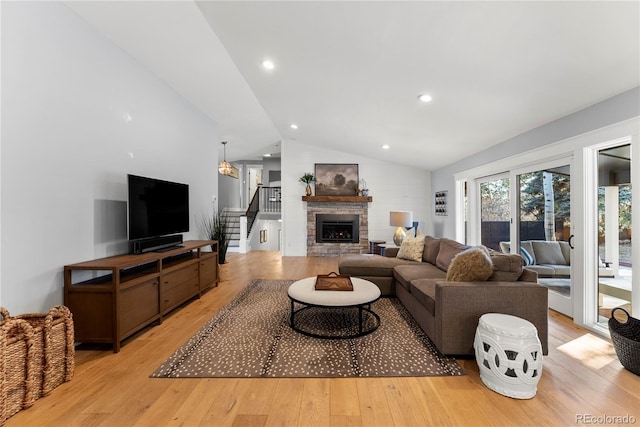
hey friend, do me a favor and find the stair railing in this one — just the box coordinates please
[245,190,260,237]
[244,186,281,236]
[260,187,282,213]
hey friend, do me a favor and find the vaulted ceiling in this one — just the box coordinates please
[66,1,639,170]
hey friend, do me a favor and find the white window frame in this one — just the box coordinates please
[471,172,510,247]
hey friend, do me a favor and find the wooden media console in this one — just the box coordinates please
[64,240,218,352]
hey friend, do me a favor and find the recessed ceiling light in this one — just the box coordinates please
[418,94,432,103]
[262,59,275,70]
[290,124,298,129]
[263,153,272,157]
[382,144,390,150]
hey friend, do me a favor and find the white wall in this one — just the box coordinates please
[262,157,281,186]
[249,218,281,251]
[431,87,640,239]
[0,2,218,313]
[218,172,242,210]
[281,141,430,256]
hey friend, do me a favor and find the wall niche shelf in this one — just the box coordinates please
[435,191,448,216]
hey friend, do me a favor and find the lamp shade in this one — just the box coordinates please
[389,211,413,227]
[218,160,233,175]
[217,141,239,178]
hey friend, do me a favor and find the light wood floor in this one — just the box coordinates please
[7,251,639,427]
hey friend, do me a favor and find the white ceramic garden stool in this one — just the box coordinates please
[474,313,543,399]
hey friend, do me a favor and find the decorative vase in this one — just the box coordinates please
[305,184,312,196]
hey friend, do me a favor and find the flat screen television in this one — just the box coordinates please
[127,174,189,242]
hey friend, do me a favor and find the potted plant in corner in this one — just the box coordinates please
[201,209,230,264]
[299,172,314,196]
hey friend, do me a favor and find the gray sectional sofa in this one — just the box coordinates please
[339,237,549,356]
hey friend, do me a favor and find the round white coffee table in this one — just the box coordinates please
[288,277,381,339]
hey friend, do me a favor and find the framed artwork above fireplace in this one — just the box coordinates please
[314,163,359,196]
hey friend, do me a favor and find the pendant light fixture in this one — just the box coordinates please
[218,141,234,176]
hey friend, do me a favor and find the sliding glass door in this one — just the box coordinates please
[516,164,573,316]
[461,120,638,330]
[479,174,510,251]
[597,144,632,324]
[475,162,574,316]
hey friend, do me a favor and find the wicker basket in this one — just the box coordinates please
[608,307,640,376]
[8,306,75,401]
[0,317,37,426]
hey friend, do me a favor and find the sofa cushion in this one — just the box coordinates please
[423,236,441,264]
[394,264,447,291]
[446,247,493,281]
[408,278,438,316]
[525,264,556,278]
[396,234,426,262]
[541,264,571,277]
[436,239,469,271]
[487,251,524,281]
[338,254,417,277]
[531,241,567,265]
[559,241,571,265]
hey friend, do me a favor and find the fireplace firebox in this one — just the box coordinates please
[316,214,359,243]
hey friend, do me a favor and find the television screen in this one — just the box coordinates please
[127,174,189,241]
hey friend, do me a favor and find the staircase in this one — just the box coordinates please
[222,187,281,253]
[222,208,243,252]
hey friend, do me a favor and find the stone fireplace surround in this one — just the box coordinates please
[305,199,370,256]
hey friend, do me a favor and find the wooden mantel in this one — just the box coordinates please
[302,196,372,203]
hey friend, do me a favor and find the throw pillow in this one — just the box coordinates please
[531,241,567,265]
[446,246,494,282]
[423,236,441,264]
[520,247,534,266]
[396,234,426,262]
[404,227,419,238]
[521,241,536,263]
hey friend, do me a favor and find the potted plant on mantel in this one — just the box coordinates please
[299,172,315,196]
[201,209,230,264]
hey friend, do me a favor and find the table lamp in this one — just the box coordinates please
[389,211,413,246]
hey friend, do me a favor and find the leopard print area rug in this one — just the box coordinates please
[151,280,465,378]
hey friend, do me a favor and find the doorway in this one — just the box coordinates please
[515,162,573,316]
[476,161,574,317]
[246,166,263,209]
[596,144,632,324]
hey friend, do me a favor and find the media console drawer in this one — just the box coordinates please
[163,262,199,290]
[161,264,199,312]
[119,278,160,335]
